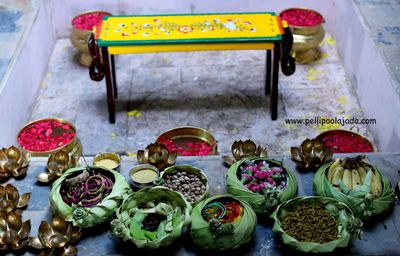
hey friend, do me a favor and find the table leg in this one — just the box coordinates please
[265,50,272,95]
[271,43,280,120]
[110,55,118,99]
[101,47,116,123]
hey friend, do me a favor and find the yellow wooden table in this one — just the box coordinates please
[88,12,295,123]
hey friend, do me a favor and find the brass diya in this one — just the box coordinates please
[137,143,177,171]
[222,140,268,166]
[93,152,121,171]
[0,146,30,181]
[0,184,31,214]
[0,211,31,251]
[37,150,77,184]
[29,215,82,256]
[291,138,333,170]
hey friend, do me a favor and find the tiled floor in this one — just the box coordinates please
[30,34,373,156]
[5,0,397,156]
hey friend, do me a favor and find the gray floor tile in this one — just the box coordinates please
[30,34,372,155]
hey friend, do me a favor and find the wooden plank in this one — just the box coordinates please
[96,13,283,48]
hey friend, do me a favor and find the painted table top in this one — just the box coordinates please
[96,13,284,47]
[5,153,400,255]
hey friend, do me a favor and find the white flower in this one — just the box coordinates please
[224,21,236,31]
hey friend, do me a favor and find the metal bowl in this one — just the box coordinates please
[17,118,82,158]
[159,164,210,205]
[93,152,121,171]
[315,129,375,153]
[129,164,160,189]
[156,126,218,156]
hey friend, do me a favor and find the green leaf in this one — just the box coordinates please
[313,162,395,221]
[134,212,147,223]
[144,230,157,240]
[111,187,192,248]
[226,157,298,215]
[156,220,167,238]
[338,180,351,195]
[190,195,257,251]
[130,217,147,240]
[155,203,173,215]
[172,207,182,227]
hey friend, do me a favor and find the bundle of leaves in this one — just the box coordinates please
[50,166,131,228]
[314,162,395,220]
[271,196,363,253]
[111,186,191,249]
[190,195,257,251]
[227,157,298,215]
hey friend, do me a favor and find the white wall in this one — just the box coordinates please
[54,0,336,37]
[0,0,56,146]
[328,0,400,152]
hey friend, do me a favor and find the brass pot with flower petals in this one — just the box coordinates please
[71,11,112,67]
[291,138,333,170]
[0,184,31,214]
[223,140,268,166]
[137,143,177,171]
[37,150,77,184]
[0,146,30,181]
[29,215,82,256]
[0,211,31,251]
[280,8,325,64]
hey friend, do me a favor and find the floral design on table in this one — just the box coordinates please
[99,13,282,42]
[114,18,260,37]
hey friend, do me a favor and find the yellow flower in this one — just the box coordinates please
[127,109,143,117]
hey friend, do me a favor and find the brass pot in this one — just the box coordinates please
[280,8,325,63]
[315,129,376,153]
[17,118,83,159]
[70,11,111,67]
[156,126,218,156]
